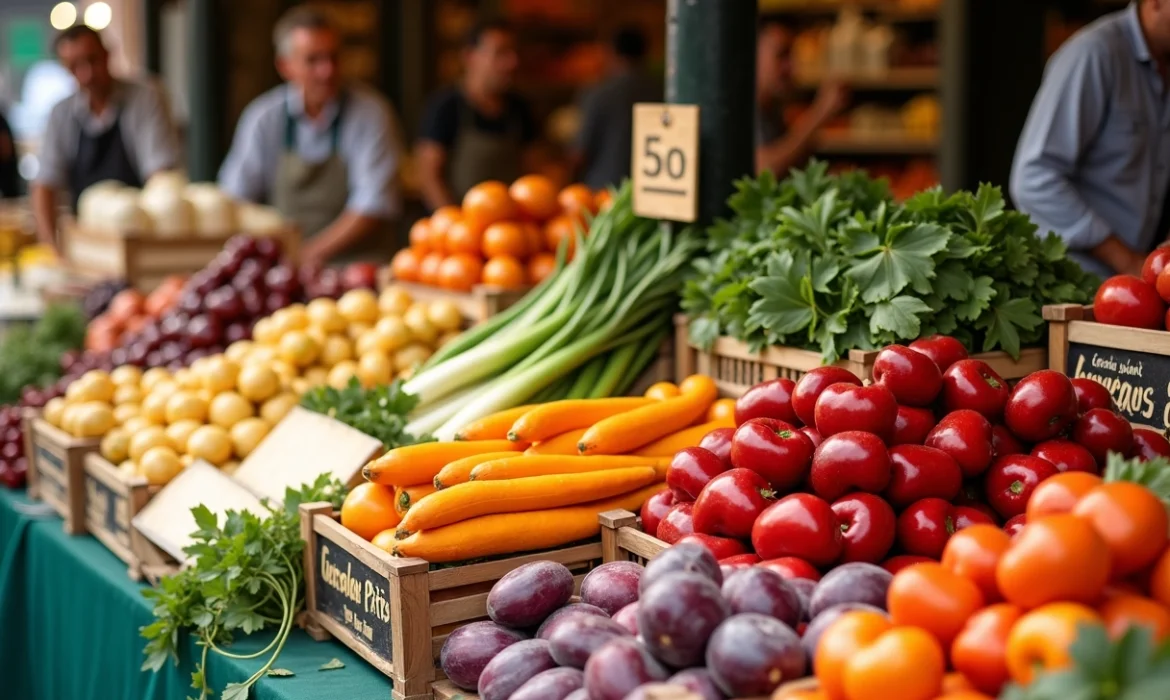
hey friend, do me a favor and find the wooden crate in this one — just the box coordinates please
[599,509,668,566]
[674,314,1047,397]
[378,268,528,324]
[431,681,475,700]
[83,453,161,580]
[24,417,100,534]
[60,220,299,292]
[1045,304,1170,431]
[299,503,603,700]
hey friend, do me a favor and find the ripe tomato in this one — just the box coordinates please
[340,482,401,541]
[1133,427,1170,460]
[509,174,559,221]
[1093,275,1166,329]
[644,381,681,400]
[1005,602,1102,685]
[408,218,433,254]
[594,189,613,212]
[418,252,444,286]
[843,627,946,700]
[526,252,557,285]
[437,254,484,292]
[995,514,1111,608]
[558,183,597,216]
[1098,594,1170,642]
[445,219,485,256]
[935,692,994,700]
[1142,246,1170,286]
[545,215,581,258]
[481,222,528,258]
[1072,481,1169,577]
[888,562,984,647]
[482,255,526,289]
[1152,548,1170,608]
[1024,471,1102,520]
[1071,408,1134,466]
[521,222,544,256]
[816,610,889,700]
[951,603,1023,696]
[1158,266,1170,305]
[389,248,422,283]
[429,205,463,252]
[941,672,976,694]
[941,524,1011,603]
[463,180,516,228]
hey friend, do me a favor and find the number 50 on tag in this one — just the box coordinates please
[631,103,700,223]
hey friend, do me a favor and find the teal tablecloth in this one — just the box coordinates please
[0,488,391,699]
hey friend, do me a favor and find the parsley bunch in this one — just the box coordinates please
[683,163,1099,361]
[299,377,425,449]
[140,475,345,700]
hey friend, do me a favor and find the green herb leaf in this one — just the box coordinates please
[978,296,1043,358]
[319,658,346,671]
[847,223,950,304]
[266,669,296,678]
[222,683,251,700]
[869,296,932,339]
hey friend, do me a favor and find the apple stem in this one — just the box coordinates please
[945,516,955,535]
[1010,480,1025,495]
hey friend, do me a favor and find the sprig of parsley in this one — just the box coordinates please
[299,378,426,449]
[683,163,1099,360]
[140,474,345,700]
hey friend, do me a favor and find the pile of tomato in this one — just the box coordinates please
[1093,246,1170,330]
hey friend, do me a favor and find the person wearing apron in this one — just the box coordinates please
[31,25,180,249]
[218,7,404,266]
[416,19,537,210]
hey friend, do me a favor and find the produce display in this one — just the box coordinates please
[337,376,730,562]
[390,175,609,291]
[683,163,1098,359]
[84,279,186,352]
[44,287,456,485]
[1091,245,1170,330]
[402,183,695,440]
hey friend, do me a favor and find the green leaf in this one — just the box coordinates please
[847,223,950,303]
[933,260,974,301]
[810,257,840,294]
[979,296,1042,358]
[191,504,217,533]
[687,316,721,351]
[869,296,932,340]
[222,683,251,700]
[319,658,346,671]
[955,276,996,322]
[971,184,1006,229]
[747,254,815,337]
[266,669,296,678]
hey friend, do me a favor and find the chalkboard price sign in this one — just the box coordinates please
[313,533,392,663]
[1066,342,1170,430]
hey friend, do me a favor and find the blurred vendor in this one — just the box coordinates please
[756,21,847,176]
[1011,0,1170,279]
[416,20,537,210]
[218,7,403,266]
[31,26,179,248]
[570,26,661,190]
[0,108,18,198]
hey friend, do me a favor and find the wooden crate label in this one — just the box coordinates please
[1066,342,1170,429]
[314,532,392,662]
[86,472,129,545]
[34,444,66,503]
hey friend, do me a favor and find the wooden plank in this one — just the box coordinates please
[431,680,476,700]
[426,542,601,591]
[391,556,435,700]
[298,502,333,642]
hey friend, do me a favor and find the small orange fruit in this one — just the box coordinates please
[482,222,528,258]
[341,483,401,541]
[463,181,516,229]
[389,248,421,283]
[482,255,526,289]
[526,252,557,284]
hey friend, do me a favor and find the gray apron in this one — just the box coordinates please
[272,95,391,264]
[447,97,523,202]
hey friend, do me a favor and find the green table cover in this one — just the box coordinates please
[0,487,392,700]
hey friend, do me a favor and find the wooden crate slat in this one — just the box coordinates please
[26,418,100,534]
[426,542,601,591]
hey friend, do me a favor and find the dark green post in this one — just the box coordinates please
[187,0,223,181]
[665,0,757,226]
[142,0,161,74]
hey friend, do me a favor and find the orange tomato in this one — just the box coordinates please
[950,603,1022,696]
[482,222,528,259]
[995,513,1111,609]
[408,218,433,254]
[843,627,946,700]
[390,248,422,282]
[545,214,582,257]
[558,183,597,217]
[418,252,444,286]
[815,610,890,700]
[509,174,560,221]
[521,222,544,256]
[463,181,516,228]
[340,482,401,541]
[437,254,484,292]
[1025,471,1102,520]
[526,252,558,285]
[429,205,463,253]
[645,381,681,400]
[941,524,1011,603]
[371,528,398,552]
[1005,602,1102,685]
[445,219,485,256]
[482,255,526,289]
[1098,594,1170,642]
[889,563,985,648]
[1072,482,1169,578]
[1151,547,1170,607]
[934,693,994,700]
[108,289,145,321]
[940,672,975,694]
[595,188,613,212]
[707,398,737,422]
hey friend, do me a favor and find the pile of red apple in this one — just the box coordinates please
[1094,246,1170,330]
[642,335,1170,580]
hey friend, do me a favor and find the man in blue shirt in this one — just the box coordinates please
[1011,1,1170,279]
[219,7,403,265]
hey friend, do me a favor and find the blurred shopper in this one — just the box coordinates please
[31,26,179,248]
[0,108,19,198]
[417,20,536,209]
[1012,1,1170,279]
[755,20,848,176]
[219,7,404,266]
[570,26,661,190]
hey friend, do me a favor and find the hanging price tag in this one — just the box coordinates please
[631,103,700,222]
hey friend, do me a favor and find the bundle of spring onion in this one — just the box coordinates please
[405,184,700,441]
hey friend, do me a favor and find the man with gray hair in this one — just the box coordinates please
[219,6,403,265]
